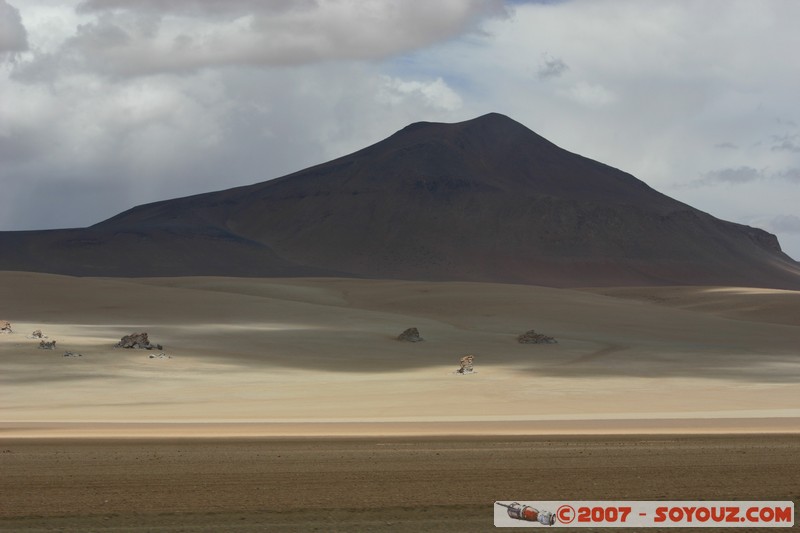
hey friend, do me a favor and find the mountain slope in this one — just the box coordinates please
[1,113,798,288]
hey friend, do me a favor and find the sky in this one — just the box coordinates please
[1,0,799,259]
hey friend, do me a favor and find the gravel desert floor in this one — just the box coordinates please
[1,435,798,532]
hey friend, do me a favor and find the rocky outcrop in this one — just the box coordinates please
[148,353,171,359]
[115,332,162,350]
[0,321,11,334]
[63,351,82,357]
[397,327,423,342]
[38,340,56,350]
[517,329,557,344]
[31,329,46,339]
[457,354,475,374]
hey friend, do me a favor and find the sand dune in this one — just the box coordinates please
[1,271,799,437]
[587,285,800,326]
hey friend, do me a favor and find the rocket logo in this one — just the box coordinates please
[496,502,556,526]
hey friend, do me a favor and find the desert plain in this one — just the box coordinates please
[1,271,799,530]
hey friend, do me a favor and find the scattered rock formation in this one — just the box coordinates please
[397,327,423,342]
[517,329,557,344]
[63,351,82,357]
[0,321,11,334]
[38,340,56,350]
[115,332,162,350]
[30,329,47,339]
[457,354,475,374]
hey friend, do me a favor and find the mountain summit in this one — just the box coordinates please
[2,113,799,288]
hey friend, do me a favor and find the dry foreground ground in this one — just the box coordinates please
[1,435,797,532]
[1,271,799,530]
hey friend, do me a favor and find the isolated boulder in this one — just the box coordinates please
[63,351,82,357]
[457,354,475,374]
[517,329,557,344]
[397,327,423,342]
[115,332,162,350]
[31,329,46,339]
[0,321,11,334]
[38,340,56,350]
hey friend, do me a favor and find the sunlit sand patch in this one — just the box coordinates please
[702,287,798,296]
[2,273,799,436]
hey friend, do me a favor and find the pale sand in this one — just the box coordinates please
[2,271,799,437]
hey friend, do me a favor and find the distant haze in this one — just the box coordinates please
[1,0,799,259]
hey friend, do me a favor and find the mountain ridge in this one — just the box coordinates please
[1,113,798,288]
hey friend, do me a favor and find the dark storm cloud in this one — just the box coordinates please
[777,167,800,183]
[0,0,27,55]
[771,133,800,153]
[536,54,569,79]
[714,141,738,150]
[688,166,800,188]
[77,0,311,17]
[508,0,568,4]
[696,166,764,186]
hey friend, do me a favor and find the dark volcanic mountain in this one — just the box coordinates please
[2,113,799,288]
